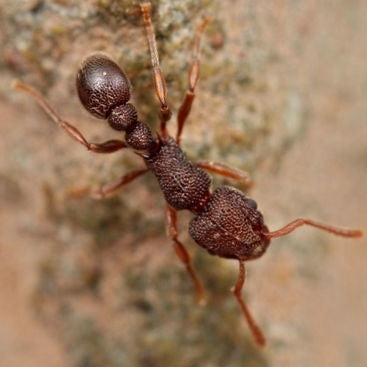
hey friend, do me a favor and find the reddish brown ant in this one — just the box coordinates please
[13,2,362,347]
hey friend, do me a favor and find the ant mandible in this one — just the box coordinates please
[13,2,362,347]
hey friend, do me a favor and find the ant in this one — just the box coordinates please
[13,2,362,347]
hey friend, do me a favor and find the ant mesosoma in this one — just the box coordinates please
[13,2,362,347]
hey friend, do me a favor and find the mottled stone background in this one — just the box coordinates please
[0,0,366,366]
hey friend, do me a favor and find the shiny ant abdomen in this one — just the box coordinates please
[13,2,362,347]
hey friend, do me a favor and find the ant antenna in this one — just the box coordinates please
[263,218,363,239]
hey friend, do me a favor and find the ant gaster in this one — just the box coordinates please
[13,2,362,347]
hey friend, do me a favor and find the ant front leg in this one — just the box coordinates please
[196,161,252,189]
[165,205,206,305]
[176,16,210,145]
[140,3,172,136]
[70,168,149,199]
[12,81,127,153]
[233,260,266,347]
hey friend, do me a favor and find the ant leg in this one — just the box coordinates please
[12,81,127,153]
[140,3,172,136]
[165,205,206,305]
[70,168,149,199]
[233,260,266,347]
[196,161,252,188]
[176,17,210,145]
[263,218,363,239]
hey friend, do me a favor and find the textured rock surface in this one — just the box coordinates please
[1,0,366,366]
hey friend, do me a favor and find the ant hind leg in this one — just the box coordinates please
[176,16,211,145]
[12,81,127,153]
[140,2,172,136]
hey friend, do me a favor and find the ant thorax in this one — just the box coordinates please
[145,136,211,212]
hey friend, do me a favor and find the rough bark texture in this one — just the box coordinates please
[1,0,366,366]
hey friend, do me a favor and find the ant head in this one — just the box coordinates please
[76,53,131,120]
[189,186,270,261]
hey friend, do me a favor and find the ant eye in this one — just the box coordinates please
[246,198,258,210]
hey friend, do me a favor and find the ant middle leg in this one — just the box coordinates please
[140,2,172,136]
[196,161,252,189]
[176,16,211,145]
[70,168,149,199]
[12,81,127,153]
[165,205,206,305]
